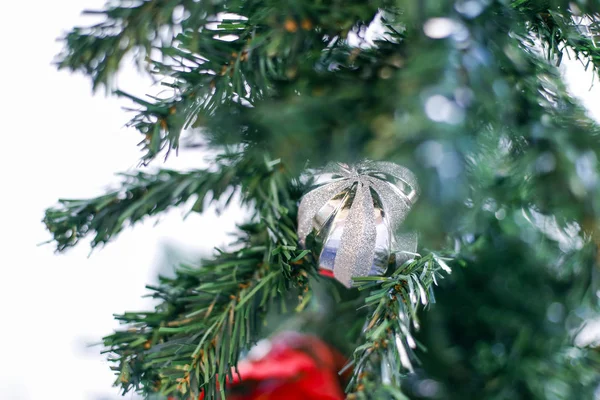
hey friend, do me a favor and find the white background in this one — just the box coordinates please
[0,1,598,399]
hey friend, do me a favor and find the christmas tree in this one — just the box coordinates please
[44,0,600,399]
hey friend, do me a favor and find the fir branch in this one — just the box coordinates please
[105,224,312,398]
[517,6,600,74]
[511,0,600,17]
[117,8,388,163]
[56,0,203,91]
[43,160,241,251]
[58,0,383,162]
[102,158,313,399]
[42,152,303,253]
[346,252,453,399]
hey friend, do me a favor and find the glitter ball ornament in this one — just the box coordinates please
[297,161,419,287]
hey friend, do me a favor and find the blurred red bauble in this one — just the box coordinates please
[194,331,349,400]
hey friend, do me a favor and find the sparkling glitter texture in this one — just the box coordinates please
[298,161,419,287]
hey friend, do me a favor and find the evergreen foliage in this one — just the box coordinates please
[45,0,600,398]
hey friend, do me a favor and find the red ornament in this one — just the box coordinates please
[194,331,349,400]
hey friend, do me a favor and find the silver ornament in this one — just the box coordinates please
[298,161,419,287]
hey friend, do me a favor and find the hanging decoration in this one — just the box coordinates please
[297,161,420,287]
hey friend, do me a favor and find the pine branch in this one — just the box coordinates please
[346,253,453,399]
[511,0,600,17]
[515,5,600,74]
[56,0,203,91]
[58,0,383,162]
[43,157,243,251]
[105,224,313,399]
[101,158,314,399]
[58,0,382,91]
[121,35,401,164]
